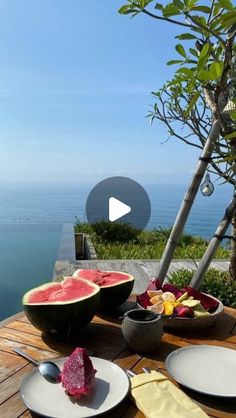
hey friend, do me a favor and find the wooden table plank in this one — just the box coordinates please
[0,306,236,418]
[18,411,32,418]
[0,328,75,356]
[0,392,27,418]
[5,321,42,336]
[0,364,33,405]
[0,351,27,383]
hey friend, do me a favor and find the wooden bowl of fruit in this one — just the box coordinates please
[137,279,223,332]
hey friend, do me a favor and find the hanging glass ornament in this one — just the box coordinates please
[200,172,214,196]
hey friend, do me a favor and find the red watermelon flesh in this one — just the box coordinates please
[27,278,97,304]
[60,347,96,399]
[74,269,131,287]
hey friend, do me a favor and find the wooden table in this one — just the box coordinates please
[0,302,236,418]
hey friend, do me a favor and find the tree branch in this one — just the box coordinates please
[142,8,194,29]
[187,14,226,45]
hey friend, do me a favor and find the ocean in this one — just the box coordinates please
[0,223,62,320]
[0,182,232,319]
[0,182,233,238]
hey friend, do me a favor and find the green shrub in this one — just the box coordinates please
[90,221,140,243]
[169,268,236,308]
[74,222,93,235]
[74,223,229,259]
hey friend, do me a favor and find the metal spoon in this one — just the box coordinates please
[13,348,61,383]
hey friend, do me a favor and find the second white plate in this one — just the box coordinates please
[20,356,130,417]
[166,345,236,397]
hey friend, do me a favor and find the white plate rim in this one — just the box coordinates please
[166,345,236,398]
[20,356,130,418]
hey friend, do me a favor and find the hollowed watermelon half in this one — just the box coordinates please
[72,269,134,310]
[22,277,100,340]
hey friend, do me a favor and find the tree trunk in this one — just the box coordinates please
[156,119,221,284]
[190,194,236,289]
[229,136,236,280]
[229,213,236,280]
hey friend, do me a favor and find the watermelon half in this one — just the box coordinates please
[22,277,100,340]
[73,269,134,310]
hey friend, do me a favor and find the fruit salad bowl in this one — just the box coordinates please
[137,280,224,332]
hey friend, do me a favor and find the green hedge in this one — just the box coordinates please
[74,222,229,259]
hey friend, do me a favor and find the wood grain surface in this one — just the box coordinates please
[0,302,235,418]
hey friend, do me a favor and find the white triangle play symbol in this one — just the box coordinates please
[109,197,131,222]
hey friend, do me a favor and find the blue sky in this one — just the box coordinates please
[0,0,201,186]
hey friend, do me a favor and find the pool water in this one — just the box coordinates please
[0,224,62,320]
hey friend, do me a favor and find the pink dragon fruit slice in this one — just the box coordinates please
[137,291,151,308]
[174,305,194,318]
[60,347,97,399]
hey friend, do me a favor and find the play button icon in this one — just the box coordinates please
[109,197,131,222]
[86,176,151,231]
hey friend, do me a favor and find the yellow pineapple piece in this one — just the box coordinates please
[163,301,175,315]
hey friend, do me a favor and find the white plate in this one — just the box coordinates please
[166,345,236,397]
[20,356,130,417]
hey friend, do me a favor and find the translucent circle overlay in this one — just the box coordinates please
[86,176,151,231]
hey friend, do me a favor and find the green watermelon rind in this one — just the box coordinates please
[73,269,135,310]
[22,278,100,339]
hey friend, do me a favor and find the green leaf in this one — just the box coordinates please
[213,4,222,16]
[186,0,198,8]
[221,11,236,27]
[224,131,236,141]
[218,155,236,163]
[191,6,211,13]
[154,2,164,10]
[189,47,199,57]
[184,90,201,116]
[118,5,138,14]
[151,91,161,97]
[176,67,194,76]
[167,59,183,65]
[139,0,152,8]
[231,112,236,121]
[197,43,210,72]
[192,18,210,37]
[173,0,184,7]
[209,62,224,79]
[197,69,212,81]
[210,20,223,31]
[163,4,180,17]
[175,33,197,40]
[175,44,187,58]
[218,0,234,11]
[191,15,208,28]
